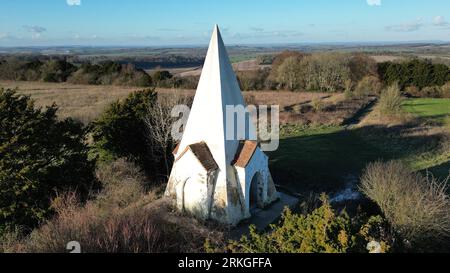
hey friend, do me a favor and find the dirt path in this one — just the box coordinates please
[342,98,378,128]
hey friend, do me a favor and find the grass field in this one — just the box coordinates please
[269,125,386,194]
[0,81,330,125]
[270,98,450,195]
[402,98,450,124]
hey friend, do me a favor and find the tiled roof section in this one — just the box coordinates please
[176,142,218,172]
[233,140,258,168]
[172,143,180,155]
[189,142,218,171]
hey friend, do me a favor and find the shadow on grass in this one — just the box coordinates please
[269,123,447,195]
[425,161,450,180]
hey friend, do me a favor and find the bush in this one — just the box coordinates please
[311,98,324,112]
[349,54,378,83]
[2,159,222,253]
[378,83,404,116]
[404,85,421,97]
[343,80,354,100]
[354,76,382,98]
[441,82,450,98]
[90,89,170,182]
[67,62,152,87]
[0,89,97,230]
[152,70,173,83]
[210,195,391,253]
[237,69,270,91]
[40,59,77,83]
[405,83,450,98]
[378,59,450,90]
[360,161,450,246]
[420,86,443,98]
[0,58,77,82]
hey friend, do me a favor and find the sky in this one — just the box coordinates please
[0,0,449,47]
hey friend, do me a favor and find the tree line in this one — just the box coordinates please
[0,56,202,89]
[237,51,449,98]
[1,53,449,97]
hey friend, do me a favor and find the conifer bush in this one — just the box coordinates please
[90,89,171,182]
[0,89,96,230]
[209,195,392,253]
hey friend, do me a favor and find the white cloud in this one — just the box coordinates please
[367,0,381,6]
[67,0,81,6]
[433,16,448,26]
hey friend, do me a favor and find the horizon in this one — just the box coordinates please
[1,39,450,49]
[0,0,449,47]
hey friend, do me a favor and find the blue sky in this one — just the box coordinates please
[0,0,449,46]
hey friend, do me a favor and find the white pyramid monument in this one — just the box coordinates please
[165,25,279,226]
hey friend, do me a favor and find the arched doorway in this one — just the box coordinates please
[249,172,262,212]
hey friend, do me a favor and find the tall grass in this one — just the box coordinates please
[378,83,404,116]
[360,161,450,246]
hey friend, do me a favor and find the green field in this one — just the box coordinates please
[269,125,387,194]
[270,98,450,195]
[402,98,450,124]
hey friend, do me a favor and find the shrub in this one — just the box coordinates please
[441,82,450,98]
[68,62,152,87]
[3,159,222,253]
[40,59,77,83]
[0,89,97,230]
[90,89,170,182]
[311,98,324,112]
[237,69,270,91]
[420,86,443,98]
[404,85,421,97]
[349,54,378,83]
[360,161,450,245]
[354,76,382,98]
[378,59,450,90]
[378,83,404,116]
[344,79,354,100]
[210,195,391,253]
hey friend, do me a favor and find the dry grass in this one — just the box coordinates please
[370,55,404,63]
[360,86,410,127]
[0,81,143,124]
[0,80,331,125]
[245,90,330,109]
[1,159,224,253]
[360,161,450,244]
[379,83,404,116]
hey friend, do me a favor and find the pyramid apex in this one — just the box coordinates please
[211,24,221,39]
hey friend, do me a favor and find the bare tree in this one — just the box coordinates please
[144,90,191,178]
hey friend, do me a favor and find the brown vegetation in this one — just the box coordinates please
[0,80,336,125]
[1,159,224,253]
[378,83,404,117]
[360,161,450,246]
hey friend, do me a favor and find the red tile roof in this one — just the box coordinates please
[233,140,258,168]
